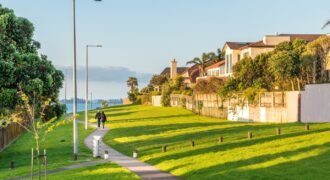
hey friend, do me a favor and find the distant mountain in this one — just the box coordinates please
[60,98,123,104]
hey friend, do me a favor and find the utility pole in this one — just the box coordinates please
[85,45,102,130]
[91,92,93,110]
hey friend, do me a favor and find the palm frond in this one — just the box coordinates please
[186,58,201,65]
[321,20,330,29]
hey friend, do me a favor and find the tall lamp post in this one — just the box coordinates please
[85,45,102,130]
[72,0,102,160]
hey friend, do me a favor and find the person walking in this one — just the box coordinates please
[95,110,101,128]
[100,111,107,129]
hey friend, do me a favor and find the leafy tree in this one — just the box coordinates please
[269,51,299,90]
[101,100,109,108]
[3,88,71,179]
[232,53,273,90]
[126,77,138,92]
[126,77,139,104]
[161,82,171,106]
[140,84,154,94]
[194,77,224,94]
[302,35,330,82]
[149,74,168,87]
[128,88,139,104]
[171,76,185,91]
[0,5,64,120]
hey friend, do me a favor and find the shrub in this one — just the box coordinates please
[161,83,171,107]
[101,100,109,108]
[194,77,224,94]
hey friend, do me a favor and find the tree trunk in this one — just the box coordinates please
[37,148,40,180]
[290,80,295,91]
[297,78,301,91]
[31,148,34,179]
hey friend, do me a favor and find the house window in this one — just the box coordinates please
[220,66,225,75]
[228,54,232,73]
[243,52,249,58]
[225,55,229,74]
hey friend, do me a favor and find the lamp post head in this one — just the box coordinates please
[87,44,103,48]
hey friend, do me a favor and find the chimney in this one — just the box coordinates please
[170,59,177,79]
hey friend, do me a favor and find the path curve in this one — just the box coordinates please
[83,121,180,180]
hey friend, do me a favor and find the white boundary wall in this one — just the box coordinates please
[301,84,330,123]
[228,91,300,123]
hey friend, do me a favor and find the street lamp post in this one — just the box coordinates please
[72,0,102,160]
[85,45,102,130]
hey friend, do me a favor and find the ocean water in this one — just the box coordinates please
[64,102,121,113]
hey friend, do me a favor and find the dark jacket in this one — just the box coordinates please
[95,112,101,119]
[100,112,107,122]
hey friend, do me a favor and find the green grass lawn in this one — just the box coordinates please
[0,116,95,179]
[87,104,330,180]
[48,162,140,180]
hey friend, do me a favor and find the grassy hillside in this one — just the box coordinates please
[0,116,95,179]
[88,105,330,179]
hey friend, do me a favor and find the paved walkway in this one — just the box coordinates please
[83,121,180,180]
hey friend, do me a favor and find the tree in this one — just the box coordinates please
[186,52,216,76]
[0,5,64,120]
[269,51,299,90]
[5,87,71,179]
[126,77,139,104]
[101,100,109,108]
[171,76,185,91]
[194,77,224,94]
[126,77,138,92]
[161,82,171,106]
[302,36,330,82]
[149,74,168,88]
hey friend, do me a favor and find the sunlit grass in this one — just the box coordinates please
[0,116,95,179]
[86,105,330,179]
[48,162,140,180]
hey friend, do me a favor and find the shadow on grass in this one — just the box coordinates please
[145,128,330,165]
[109,113,196,123]
[182,142,330,179]
[107,121,311,156]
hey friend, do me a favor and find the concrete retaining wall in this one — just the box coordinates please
[301,84,330,123]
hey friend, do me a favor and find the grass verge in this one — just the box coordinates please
[85,105,330,179]
[0,115,95,179]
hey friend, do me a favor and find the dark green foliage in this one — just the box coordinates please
[161,83,171,106]
[150,74,168,87]
[0,5,64,120]
[0,88,17,109]
[219,38,326,98]
[194,77,224,94]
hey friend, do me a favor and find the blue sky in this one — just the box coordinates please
[1,0,330,99]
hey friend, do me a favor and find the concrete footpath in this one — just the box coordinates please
[84,122,180,180]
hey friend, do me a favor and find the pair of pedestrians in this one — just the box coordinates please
[95,110,107,129]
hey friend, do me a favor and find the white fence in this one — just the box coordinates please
[151,96,162,107]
